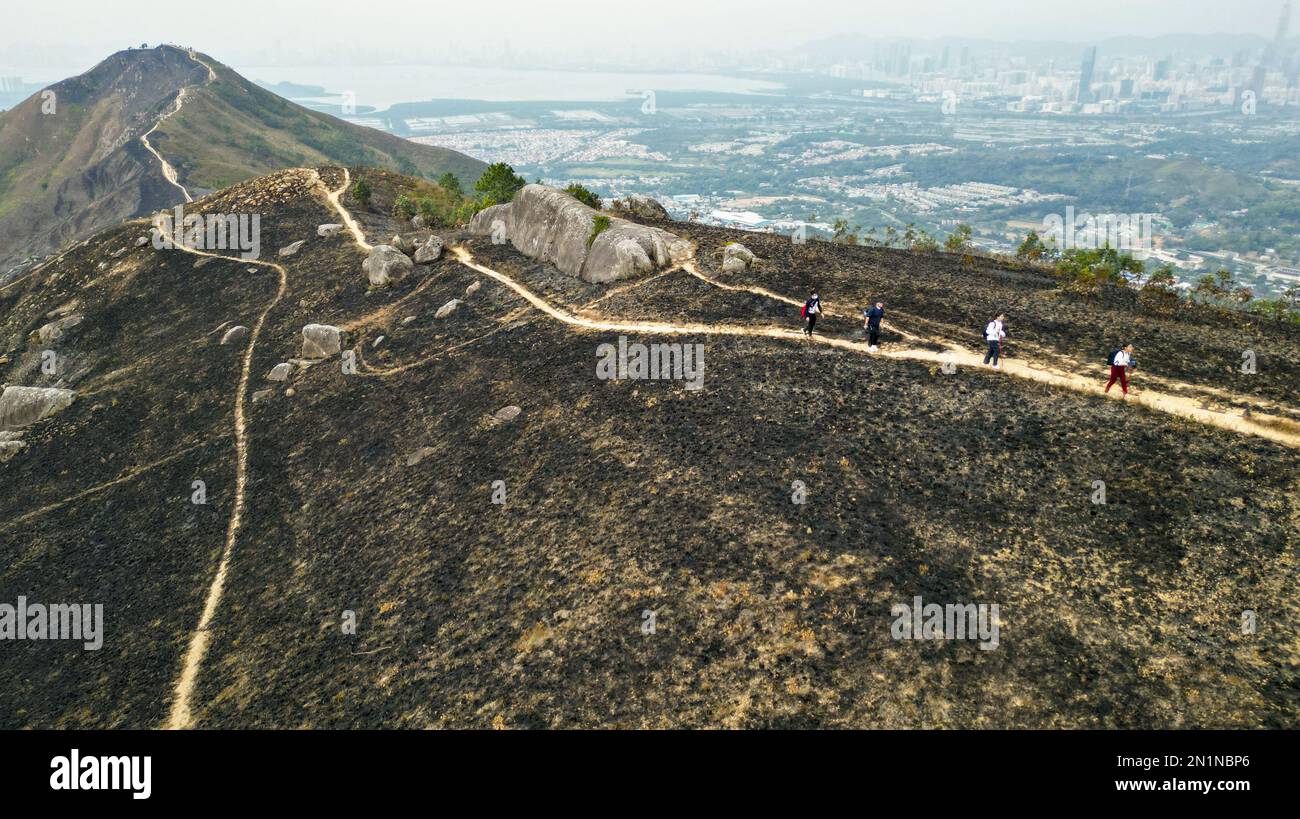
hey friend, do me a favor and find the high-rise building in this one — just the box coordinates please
[1077,46,1098,104]
[1268,2,1292,68]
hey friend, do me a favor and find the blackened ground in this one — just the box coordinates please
[641,218,1300,407]
[1,166,1296,728]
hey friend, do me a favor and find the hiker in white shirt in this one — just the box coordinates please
[803,293,822,336]
[983,313,1007,369]
[1105,343,1135,397]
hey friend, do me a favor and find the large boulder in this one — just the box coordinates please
[468,204,512,241]
[390,235,414,256]
[466,185,690,283]
[220,325,249,345]
[362,245,413,287]
[414,236,443,264]
[0,386,76,430]
[721,242,756,274]
[613,194,670,220]
[301,324,342,359]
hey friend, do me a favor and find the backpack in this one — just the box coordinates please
[802,300,812,318]
[1108,348,1121,365]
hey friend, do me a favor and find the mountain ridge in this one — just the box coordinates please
[0,45,485,277]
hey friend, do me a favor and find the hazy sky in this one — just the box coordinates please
[3,0,1293,75]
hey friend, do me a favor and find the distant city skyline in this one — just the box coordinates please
[3,0,1297,78]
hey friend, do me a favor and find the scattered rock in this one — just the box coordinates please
[220,325,250,345]
[0,386,76,430]
[390,234,414,256]
[414,236,443,264]
[134,236,150,247]
[465,281,481,298]
[401,316,418,326]
[111,247,128,258]
[317,223,343,238]
[267,362,293,382]
[251,389,273,404]
[0,439,25,463]
[301,324,343,359]
[405,446,437,467]
[284,388,296,397]
[492,405,522,424]
[435,299,461,319]
[372,336,385,348]
[362,245,414,287]
[278,240,306,258]
[35,314,84,344]
[45,300,80,319]
[193,256,214,270]
[722,242,756,273]
[411,215,426,230]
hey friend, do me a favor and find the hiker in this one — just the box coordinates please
[983,313,1006,369]
[863,301,884,351]
[803,293,822,336]
[1105,343,1135,397]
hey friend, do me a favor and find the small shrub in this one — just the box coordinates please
[588,215,611,248]
[564,184,602,209]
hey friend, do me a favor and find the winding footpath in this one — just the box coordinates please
[157,219,289,730]
[310,173,1300,449]
[139,50,215,205]
[153,167,1300,727]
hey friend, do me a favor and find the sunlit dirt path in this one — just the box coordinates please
[153,216,289,730]
[138,50,216,205]
[315,178,1300,449]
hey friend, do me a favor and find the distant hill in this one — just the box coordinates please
[0,45,485,276]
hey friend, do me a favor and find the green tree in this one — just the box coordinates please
[1016,230,1050,261]
[392,192,416,221]
[1054,247,1143,292]
[438,173,462,196]
[564,184,602,209]
[475,162,527,206]
[944,224,973,253]
[352,177,372,210]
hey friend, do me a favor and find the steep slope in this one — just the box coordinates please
[0,45,485,277]
[0,168,1296,729]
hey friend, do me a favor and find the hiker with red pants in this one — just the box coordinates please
[1105,343,1135,398]
[983,313,1006,369]
[802,293,822,336]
